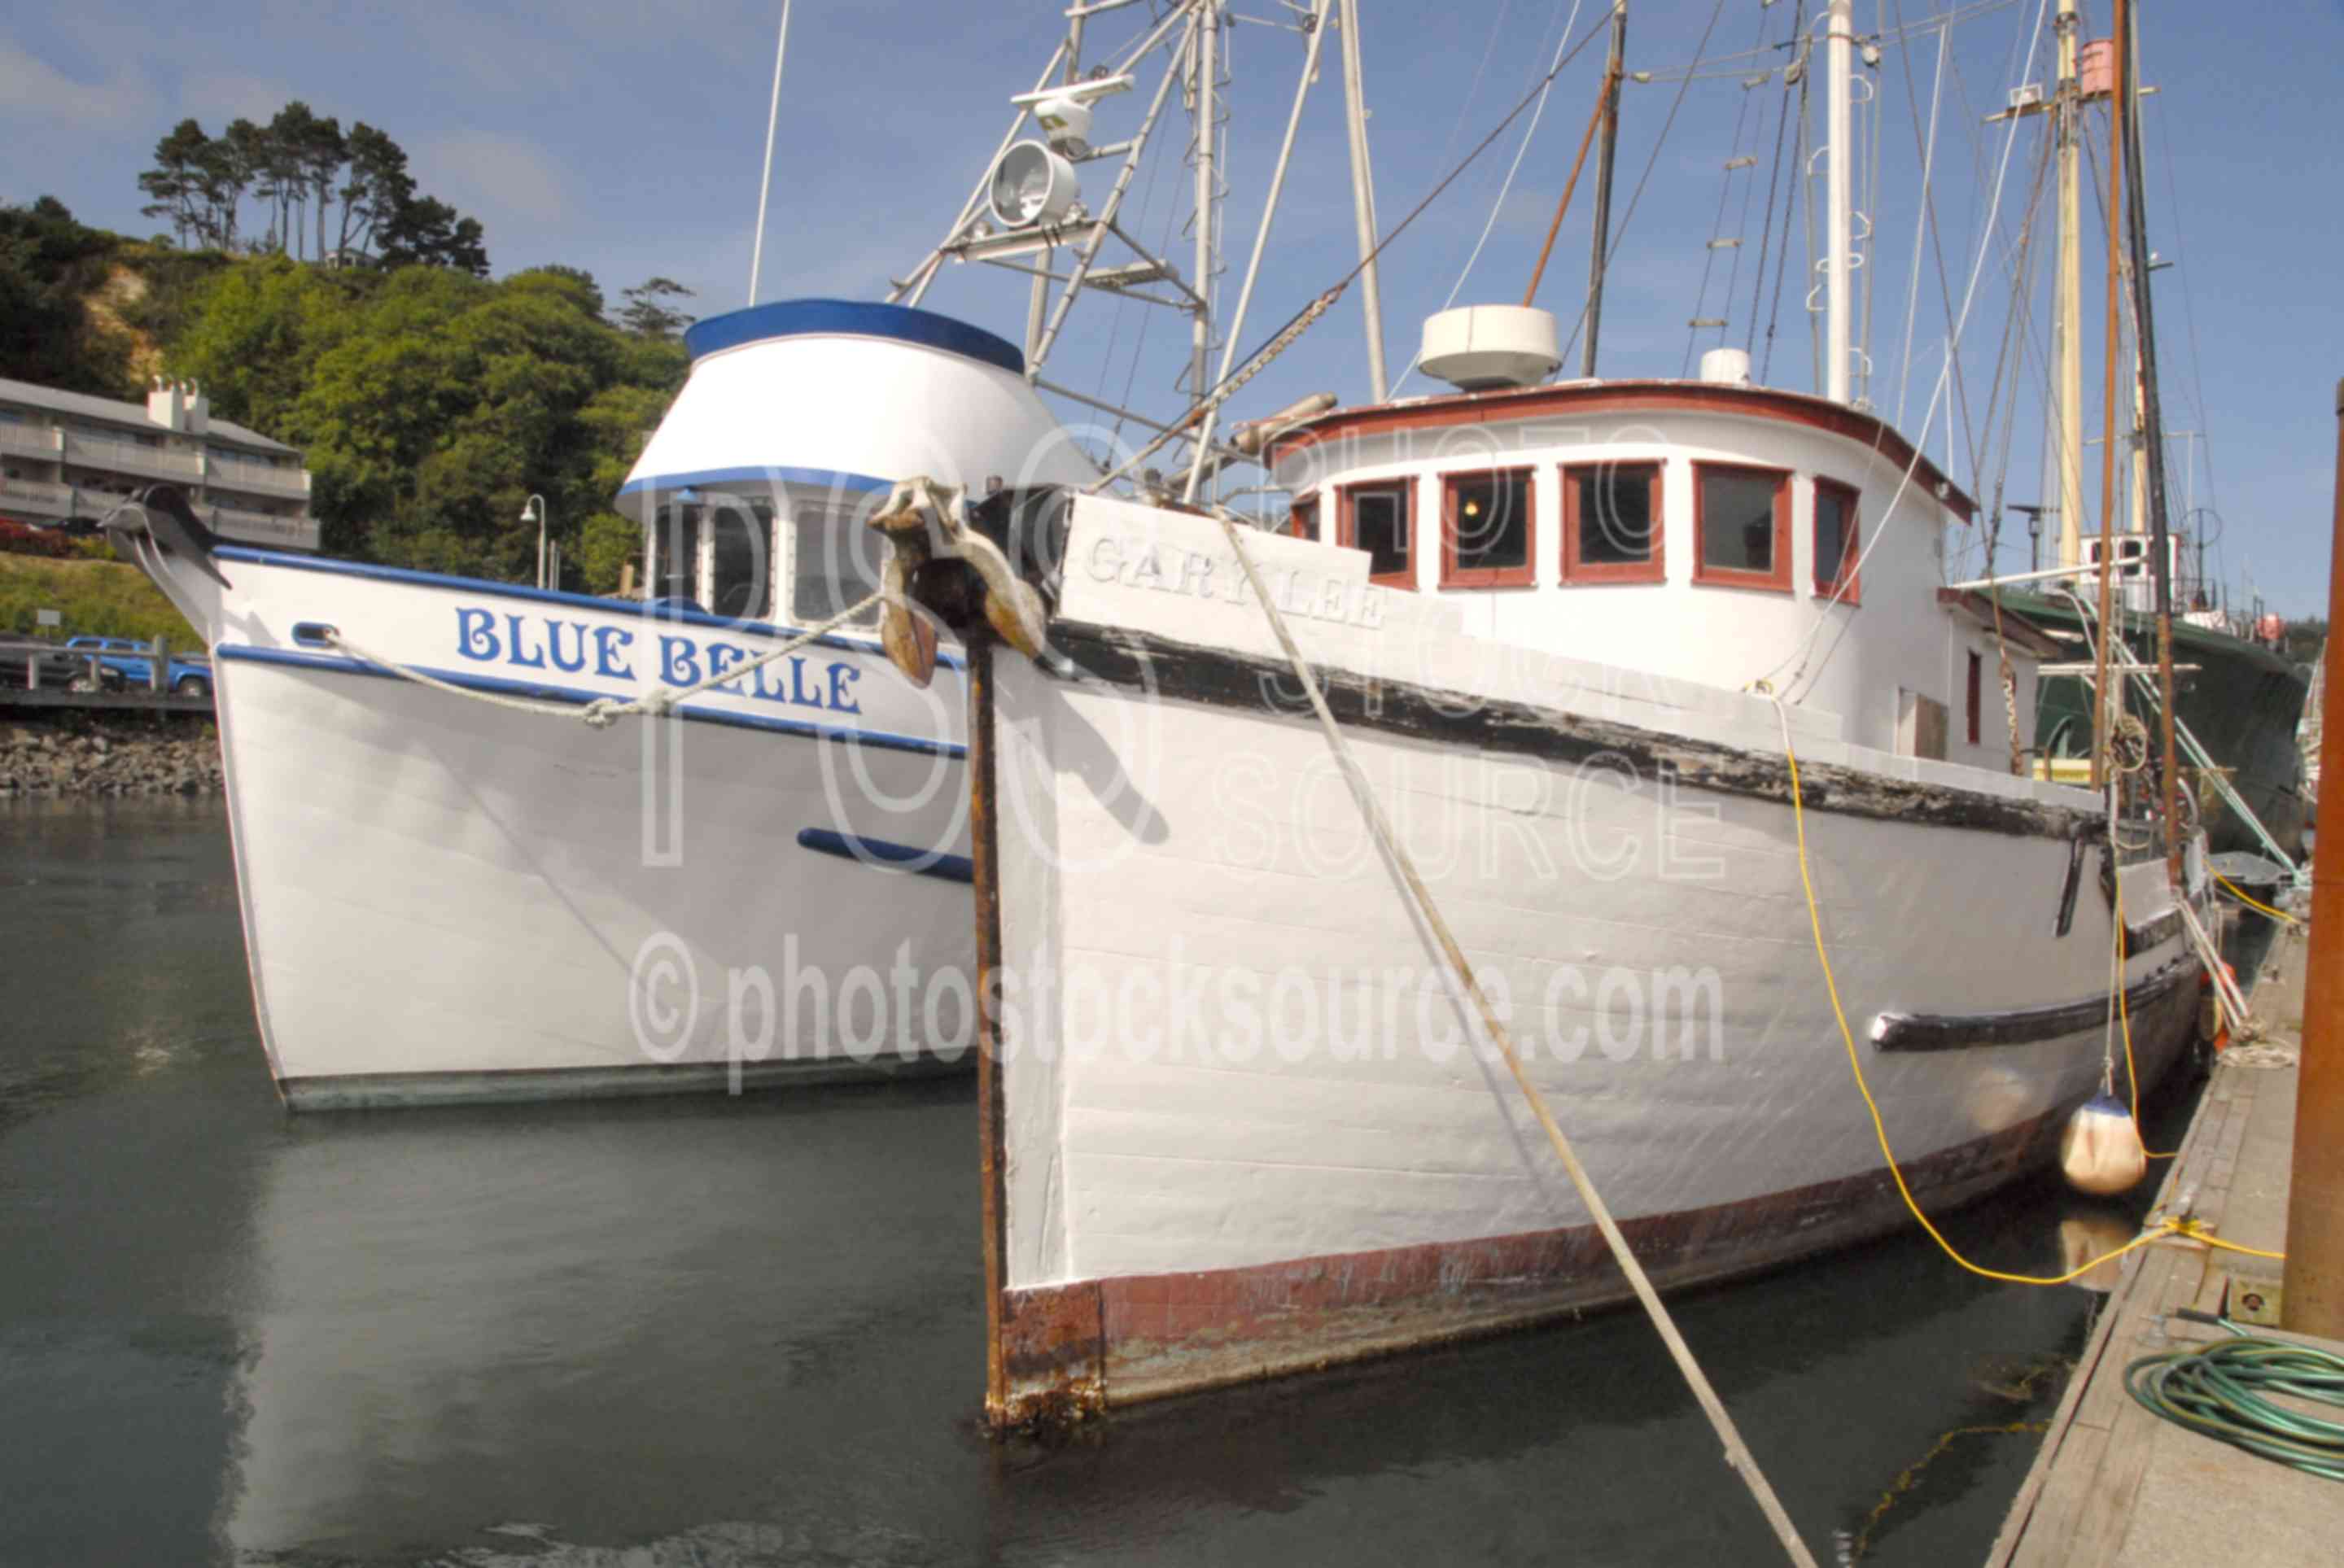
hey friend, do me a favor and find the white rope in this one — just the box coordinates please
[323,591,886,731]
[1216,513,1821,1568]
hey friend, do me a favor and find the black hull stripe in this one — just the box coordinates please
[1042,622,2097,842]
[1870,957,2198,1052]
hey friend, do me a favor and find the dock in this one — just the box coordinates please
[1988,925,2341,1565]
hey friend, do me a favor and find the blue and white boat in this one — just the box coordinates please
[117,299,1094,1107]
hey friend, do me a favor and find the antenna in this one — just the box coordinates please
[747,0,794,305]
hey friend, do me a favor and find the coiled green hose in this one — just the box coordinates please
[2125,1329,2344,1481]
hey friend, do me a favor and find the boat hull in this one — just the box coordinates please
[2018,596,2311,863]
[954,498,2207,1420]
[159,548,978,1107]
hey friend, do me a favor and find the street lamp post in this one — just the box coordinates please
[521,494,549,588]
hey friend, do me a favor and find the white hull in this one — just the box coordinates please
[949,498,2207,1416]
[162,548,977,1107]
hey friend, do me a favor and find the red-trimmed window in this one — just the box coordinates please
[1440,468,1535,588]
[1561,460,1664,584]
[1340,479,1415,589]
[1813,477,1861,603]
[1290,492,1319,541]
[1691,462,1792,592]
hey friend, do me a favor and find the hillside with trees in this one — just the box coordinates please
[2,103,699,594]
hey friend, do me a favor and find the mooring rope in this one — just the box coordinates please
[320,592,886,731]
[1212,513,1821,1568]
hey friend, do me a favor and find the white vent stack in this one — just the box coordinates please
[1698,347,1753,387]
[1418,306,1560,392]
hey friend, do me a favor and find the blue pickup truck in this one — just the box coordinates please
[63,635,213,697]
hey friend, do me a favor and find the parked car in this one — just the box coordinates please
[63,635,212,697]
[0,635,125,692]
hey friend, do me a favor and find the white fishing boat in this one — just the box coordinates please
[112,300,1094,1106]
[842,0,2216,1422]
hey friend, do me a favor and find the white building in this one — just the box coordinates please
[0,376,319,551]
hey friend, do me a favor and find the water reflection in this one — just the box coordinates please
[1,800,2205,1566]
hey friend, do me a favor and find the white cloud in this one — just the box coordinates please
[173,72,304,126]
[416,132,575,227]
[0,41,146,127]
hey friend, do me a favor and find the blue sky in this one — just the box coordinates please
[7,1,2338,615]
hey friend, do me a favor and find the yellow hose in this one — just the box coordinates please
[1770,702,2281,1282]
[2215,872,2298,927]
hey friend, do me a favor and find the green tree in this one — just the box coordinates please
[0,199,129,394]
[334,123,413,261]
[137,120,210,247]
[575,512,643,592]
[619,277,696,339]
[165,256,347,427]
[378,195,489,275]
[512,265,604,321]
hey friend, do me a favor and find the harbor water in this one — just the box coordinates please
[1,799,2207,1566]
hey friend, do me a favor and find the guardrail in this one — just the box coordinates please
[206,453,309,498]
[63,431,203,481]
[3,639,212,710]
[0,424,63,457]
[0,476,73,513]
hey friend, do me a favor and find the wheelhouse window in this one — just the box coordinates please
[705,498,772,620]
[1813,478,1860,603]
[1289,491,1319,541]
[1441,468,1535,587]
[789,502,884,627]
[648,502,704,606]
[1692,462,1791,592]
[1340,479,1415,589]
[1561,461,1664,583]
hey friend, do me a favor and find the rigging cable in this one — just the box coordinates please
[1094,5,1619,488]
[1892,17,1948,428]
[1390,0,1587,399]
[1758,6,1813,383]
[1745,4,1802,360]
[1559,0,1734,369]
[1763,0,2053,703]
[1681,0,1778,375]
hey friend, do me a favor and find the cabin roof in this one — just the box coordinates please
[682,299,1026,376]
[1936,589,2067,657]
[1266,378,1978,522]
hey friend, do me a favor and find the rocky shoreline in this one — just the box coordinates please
[2,714,225,797]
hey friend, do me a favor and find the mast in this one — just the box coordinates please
[2117,0,2182,882]
[2053,1,2086,569]
[1338,0,1389,402]
[1823,0,1854,404]
[1581,2,1628,378]
[1190,2,1219,405]
[2089,0,2128,789]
